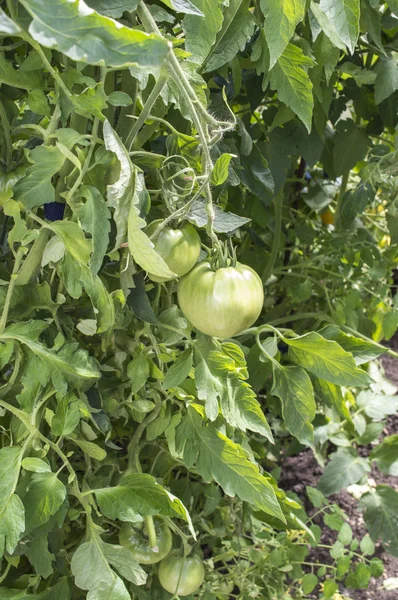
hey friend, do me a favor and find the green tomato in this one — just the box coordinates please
[119,518,172,565]
[158,551,205,597]
[177,261,264,338]
[146,220,201,282]
[217,581,234,599]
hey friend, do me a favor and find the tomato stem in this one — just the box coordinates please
[16,228,51,286]
[126,68,169,151]
[262,187,284,283]
[0,247,25,334]
[145,515,158,552]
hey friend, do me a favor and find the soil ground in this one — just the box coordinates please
[279,335,398,600]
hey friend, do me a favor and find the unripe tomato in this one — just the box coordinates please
[119,518,172,564]
[146,220,201,282]
[158,551,205,597]
[177,261,264,338]
[320,208,334,225]
[217,581,234,598]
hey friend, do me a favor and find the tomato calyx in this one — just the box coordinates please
[209,239,238,271]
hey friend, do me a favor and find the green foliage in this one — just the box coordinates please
[0,0,397,598]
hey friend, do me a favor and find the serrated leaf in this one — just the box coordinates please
[71,538,130,599]
[194,338,273,441]
[318,448,370,496]
[164,348,193,388]
[72,439,107,461]
[318,325,385,365]
[319,0,360,53]
[23,472,66,533]
[28,89,51,116]
[203,0,255,72]
[128,204,177,279]
[51,394,81,437]
[0,321,100,393]
[272,365,315,446]
[0,495,25,558]
[315,378,351,421]
[186,199,251,233]
[25,532,55,579]
[45,220,92,265]
[190,411,284,520]
[284,332,371,386]
[211,153,235,186]
[162,0,204,15]
[102,543,147,586]
[183,0,223,65]
[269,44,314,133]
[374,57,398,105]
[85,0,139,18]
[0,54,44,90]
[261,0,307,68]
[356,390,398,419]
[332,120,370,176]
[93,473,192,522]
[20,0,169,68]
[337,182,375,228]
[13,146,65,209]
[127,353,150,394]
[310,3,347,51]
[361,485,398,556]
[371,435,398,476]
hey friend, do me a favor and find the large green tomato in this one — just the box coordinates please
[177,261,264,338]
[158,551,205,597]
[119,518,172,565]
[146,220,201,282]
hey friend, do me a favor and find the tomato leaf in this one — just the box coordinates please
[261,0,307,68]
[164,348,193,388]
[318,448,371,496]
[13,146,66,209]
[272,365,315,446]
[284,332,371,386]
[20,0,169,67]
[360,485,398,557]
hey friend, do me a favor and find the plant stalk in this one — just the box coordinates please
[262,188,284,283]
[0,247,25,334]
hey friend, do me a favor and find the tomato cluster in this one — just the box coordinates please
[119,520,204,596]
[148,221,264,338]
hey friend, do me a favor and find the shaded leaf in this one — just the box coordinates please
[183,0,223,65]
[318,448,370,496]
[13,146,65,209]
[203,0,255,72]
[186,199,251,232]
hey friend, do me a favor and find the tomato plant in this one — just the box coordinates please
[158,551,205,596]
[0,1,397,600]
